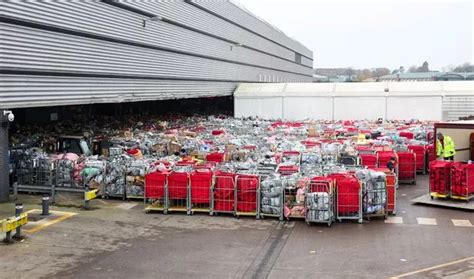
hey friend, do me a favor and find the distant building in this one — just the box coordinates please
[378,72,474,82]
[313,74,329,82]
[378,72,440,82]
[312,74,356,83]
[437,73,474,81]
[363,77,377,82]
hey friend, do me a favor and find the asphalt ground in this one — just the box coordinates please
[0,175,472,279]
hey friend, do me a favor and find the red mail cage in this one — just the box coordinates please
[235,174,260,217]
[206,152,225,163]
[329,173,362,223]
[277,165,300,176]
[397,151,416,185]
[429,160,453,199]
[360,154,378,169]
[377,151,398,174]
[167,171,189,213]
[144,171,168,213]
[407,145,426,174]
[189,170,213,214]
[399,131,414,139]
[305,177,336,227]
[212,171,236,215]
[450,163,474,202]
[371,168,397,215]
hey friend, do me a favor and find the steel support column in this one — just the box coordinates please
[0,117,9,202]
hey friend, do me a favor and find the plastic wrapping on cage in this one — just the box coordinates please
[82,158,106,188]
[109,147,123,157]
[280,173,300,189]
[14,149,55,187]
[259,175,283,217]
[306,192,333,221]
[103,156,126,194]
[125,158,155,198]
[356,169,387,214]
[55,155,84,188]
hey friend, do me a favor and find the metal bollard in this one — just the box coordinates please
[84,186,90,210]
[4,226,12,243]
[41,195,50,216]
[14,203,23,240]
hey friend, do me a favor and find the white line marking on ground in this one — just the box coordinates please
[385,217,403,224]
[116,203,137,210]
[417,217,437,226]
[451,219,473,227]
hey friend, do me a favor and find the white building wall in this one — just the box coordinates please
[387,96,442,120]
[234,81,474,121]
[283,97,333,120]
[334,97,385,120]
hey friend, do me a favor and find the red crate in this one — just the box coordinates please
[360,154,378,168]
[355,145,374,154]
[450,163,474,200]
[429,160,453,197]
[206,152,225,163]
[145,172,167,199]
[399,131,414,139]
[426,144,436,167]
[193,161,216,171]
[176,160,197,166]
[377,151,397,169]
[407,145,426,173]
[190,171,213,205]
[213,171,236,213]
[397,152,416,184]
[371,168,397,214]
[236,174,259,213]
[167,172,189,199]
[277,165,299,175]
[333,177,360,213]
[301,140,319,148]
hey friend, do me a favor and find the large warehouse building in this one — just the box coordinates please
[0,0,313,109]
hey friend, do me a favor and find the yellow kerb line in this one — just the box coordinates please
[390,256,474,278]
[23,209,77,234]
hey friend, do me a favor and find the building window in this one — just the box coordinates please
[295,52,302,64]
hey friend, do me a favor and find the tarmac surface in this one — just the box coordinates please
[0,175,473,279]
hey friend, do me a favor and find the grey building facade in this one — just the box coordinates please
[0,0,314,109]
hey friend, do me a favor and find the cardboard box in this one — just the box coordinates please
[152,143,167,152]
[123,130,133,140]
[226,144,237,151]
[181,130,197,137]
[308,126,318,137]
[169,141,182,154]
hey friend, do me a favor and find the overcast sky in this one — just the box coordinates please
[236,0,473,71]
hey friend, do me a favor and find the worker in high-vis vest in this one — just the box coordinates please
[436,132,456,160]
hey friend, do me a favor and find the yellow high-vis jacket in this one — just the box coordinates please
[436,136,456,158]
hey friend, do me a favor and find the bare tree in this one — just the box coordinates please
[453,62,474,73]
[408,65,418,73]
[373,68,390,77]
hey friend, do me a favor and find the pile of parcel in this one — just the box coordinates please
[11,116,435,226]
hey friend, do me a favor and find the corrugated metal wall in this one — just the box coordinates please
[188,0,313,59]
[0,0,313,109]
[443,96,474,120]
[0,75,236,108]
